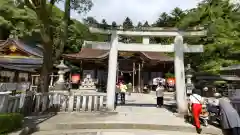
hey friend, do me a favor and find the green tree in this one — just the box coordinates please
[143,21,150,27]
[154,12,172,27]
[137,22,142,28]
[83,16,98,26]
[177,0,240,74]
[18,0,93,92]
[100,19,108,29]
[0,0,39,40]
[123,17,133,30]
[111,21,117,29]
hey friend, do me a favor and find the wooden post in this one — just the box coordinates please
[116,63,119,83]
[132,62,135,93]
[138,63,141,93]
[50,73,54,87]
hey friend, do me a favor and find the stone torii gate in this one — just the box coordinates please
[87,27,206,113]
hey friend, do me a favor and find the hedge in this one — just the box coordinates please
[0,113,23,134]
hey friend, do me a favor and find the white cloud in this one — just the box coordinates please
[57,0,202,25]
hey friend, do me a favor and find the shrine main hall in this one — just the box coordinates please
[63,41,174,91]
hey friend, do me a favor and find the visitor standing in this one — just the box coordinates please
[189,89,204,134]
[119,82,127,104]
[156,82,164,108]
[115,83,120,109]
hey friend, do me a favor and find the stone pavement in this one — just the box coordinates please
[11,92,223,135]
[32,129,212,135]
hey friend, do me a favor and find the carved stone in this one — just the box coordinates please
[79,74,96,91]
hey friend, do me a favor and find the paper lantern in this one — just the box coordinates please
[72,74,80,84]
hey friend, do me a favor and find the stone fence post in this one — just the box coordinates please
[0,91,11,113]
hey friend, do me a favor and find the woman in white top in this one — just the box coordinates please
[189,90,204,134]
[156,82,164,108]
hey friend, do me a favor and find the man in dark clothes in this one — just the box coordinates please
[219,99,240,135]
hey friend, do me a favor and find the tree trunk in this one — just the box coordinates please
[40,44,53,93]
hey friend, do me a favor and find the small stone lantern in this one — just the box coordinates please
[185,64,194,96]
[54,60,69,90]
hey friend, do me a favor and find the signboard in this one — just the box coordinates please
[71,74,80,84]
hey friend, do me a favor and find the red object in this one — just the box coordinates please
[192,103,202,129]
[71,74,80,84]
[167,78,175,86]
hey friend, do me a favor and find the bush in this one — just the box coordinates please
[0,113,23,134]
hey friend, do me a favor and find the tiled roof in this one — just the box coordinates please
[63,48,173,61]
[221,64,240,71]
[62,48,109,60]
[220,75,240,81]
[141,52,173,61]
[0,40,5,45]
[0,39,43,57]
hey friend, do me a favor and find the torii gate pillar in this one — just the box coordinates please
[106,31,118,111]
[174,35,187,113]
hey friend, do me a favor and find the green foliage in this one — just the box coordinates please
[213,80,227,86]
[0,113,23,134]
[123,17,134,30]
[165,72,175,78]
[0,0,39,39]
[178,0,240,74]
[152,0,240,74]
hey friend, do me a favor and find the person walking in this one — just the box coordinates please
[189,89,204,134]
[219,99,240,135]
[156,83,164,108]
[119,81,127,104]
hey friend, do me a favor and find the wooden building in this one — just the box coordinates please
[220,64,240,77]
[0,39,43,82]
[63,45,174,90]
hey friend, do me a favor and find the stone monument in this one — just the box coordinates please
[79,74,96,91]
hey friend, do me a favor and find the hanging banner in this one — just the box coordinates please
[71,74,80,84]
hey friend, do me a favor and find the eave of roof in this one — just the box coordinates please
[63,48,173,62]
[0,64,40,72]
[0,56,42,65]
[0,38,43,58]
[220,64,240,71]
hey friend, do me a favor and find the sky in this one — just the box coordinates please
[56,0,203,25]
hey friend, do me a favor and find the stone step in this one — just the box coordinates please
[31,129,213,135]
[37,122,222,135]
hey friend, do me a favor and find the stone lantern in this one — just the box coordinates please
[54,60,69,90]
[185,64,194,96]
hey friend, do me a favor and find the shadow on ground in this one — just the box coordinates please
[119,103,157,107]
[164,103,178,113]
[15,112,57,135]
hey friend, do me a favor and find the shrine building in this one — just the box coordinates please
[0,39,43,83]
[63,41,174,91]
